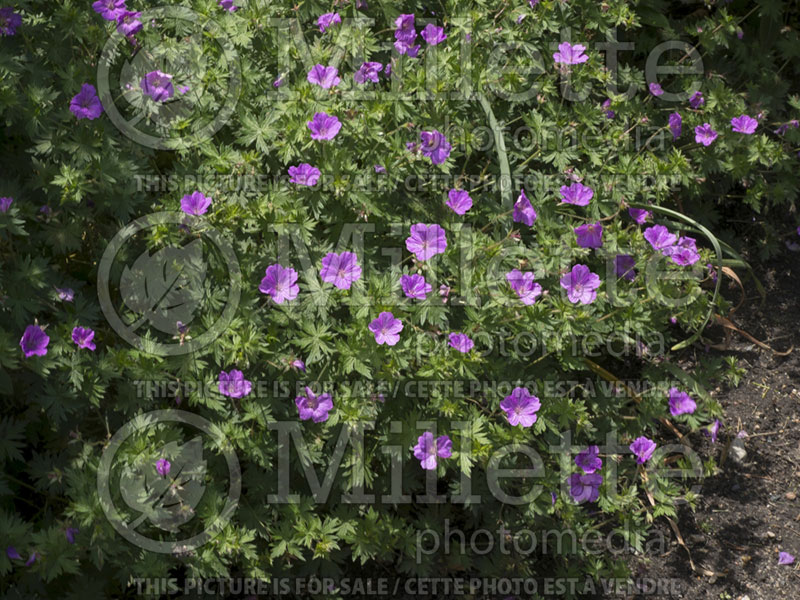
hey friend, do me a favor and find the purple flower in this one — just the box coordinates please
[730,114,758,134]
[575,445,602,474]
[419,130,451,165]
[116,11,143,38]
[56,287,75,302]
[778,552,795,565]
[273,77,284,88]
[615,254,636,281]
[568,473,603,503]
[71,327,96,351]
[307,64,341,89]
[24,553,37,566]
[513,189,537,226]
[317,12,341,33]
[560,264,602,305]
[406,223,447,261]
[630,436,657,464]
[560,182,593,206]
[704,419,721,443]
[374,164,386,173]
[140,71,174,102]
[500,387,541,427]
[649,82,664,96]
[354,62,382,84]
[664,236,701,266]
[290,358,306,372]
[156,458,171,477]
[369,312,403,346]
[259,264,299,304]
[218,0,237,12]
[668,387,696,416]
[575,222,603,249]
[628,207,651,224]
[602,98,615,119]
[20,325,49,358]
[506,269,543,305]
[218,369,252,398]
[669,112,682,140]
[65,528,79,544]
[0,7,21,36]
[553,42,588,65]
[0,196,12,213]
[643,224,677,251]
[307,112,342,141]
[775,120,799,135]
[319,251,362,289]
[69,84,104,120]
[530,0,541,6]
[446,189,472,215]
[694,123,718,146]
[413,432,452,470]
[180,191,212,215]
[6,546,21,560]
[449,332,474,353]
[394,14,420,57]
[295,386,333,423]
[92,0,126,20]
[400,274,432,299]
[288,163,321,186]
[421,24,447,45]
[689,91,704,109]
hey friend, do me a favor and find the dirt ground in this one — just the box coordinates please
[619,249,800,600]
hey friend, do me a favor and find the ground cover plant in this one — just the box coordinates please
[0,0,799,598]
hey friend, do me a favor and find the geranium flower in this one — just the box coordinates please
[307,64,341,89]
[218,369,252,398]
[664,236,701,266]
[317,12,341,33]
[6,546,21,560]
[259,264,299,304]
[369,312,403,346]
[560,264,601,305]
[319,251,362,289]
[180,191,212,215]
[290,358,306,372]
[560,182,593,206]
[421,24,447,45]
[307,112,342,140]
[730,114,758,134]
[70,84,103,120]
[628,207,651,224]
[575,445,602,473]
[295,386,334,423]
[500,387,541,427]
[400,273,432,299]
[93,0,126,20]
[615,254,636,281]
[669,112,682,139]
[116,11,142,38]
[419,130,451,164]
[20,325,49,358]
[446,189,472,215]
[513,189,537,226]
[0,197,13,213]
[506,269,543,305]
[0,6,22,35]
[643,224,677,251]
[694,123,718,146]
[630,436,657,464]
[668,387,696,416]
[65,528,79,544]
[649,82,664,96]
[155,458,171,477]
[354,62,382,84]
[394,14,420,57]
[56,287,74,302]
[413,432,452,470]
[71,327,96,351]
[140,71,174,102]
[406,223,447,261]
[778,552,795,566]
[575,222,603,248]
[288,163,321,186]
[218,0,237,12]
[704,419,721,443]
[448,333,474,353]
[689,91,704,109]
[602,98,615,119]
[568,473,603,503]
[553,42,588,65]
